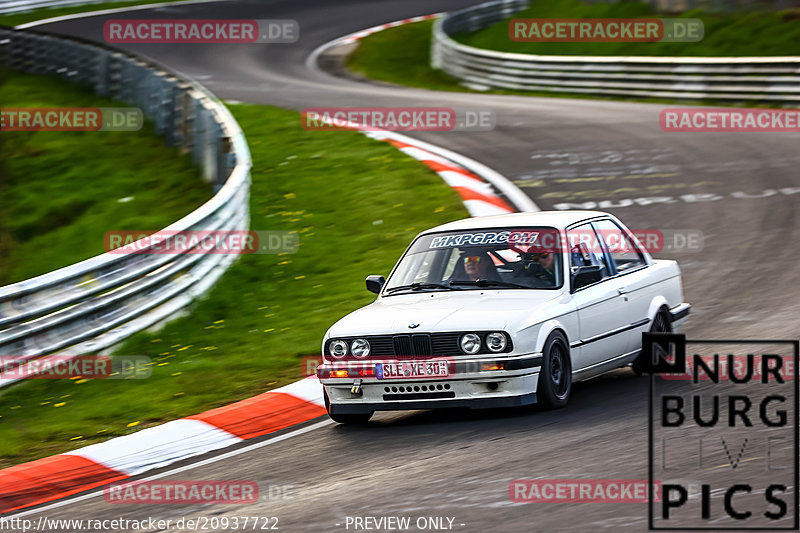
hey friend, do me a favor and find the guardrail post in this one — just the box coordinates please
[193,100,207,168]
[94,50,109,96]
[178,85,194,151]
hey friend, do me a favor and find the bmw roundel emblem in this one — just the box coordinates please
[408,323,420,329]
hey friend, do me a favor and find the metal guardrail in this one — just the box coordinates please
[432,0,800,104]
[0,26,251,386]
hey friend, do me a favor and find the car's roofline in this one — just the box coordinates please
[420,211,612,235]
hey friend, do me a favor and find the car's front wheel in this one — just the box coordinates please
[324,388,373,424]
[537,331,572,409]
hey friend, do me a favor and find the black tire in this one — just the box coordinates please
[324,388,372,424]
[632,307,672,376]
[537,331,572,409]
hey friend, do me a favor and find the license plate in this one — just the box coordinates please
[376,360,451,380]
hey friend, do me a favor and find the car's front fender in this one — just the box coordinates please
[517,317,576,355]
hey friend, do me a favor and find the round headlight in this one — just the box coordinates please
[351,338,371,358]
[460,333,482,355]
[486,332,507,353]
[330,340,348,358]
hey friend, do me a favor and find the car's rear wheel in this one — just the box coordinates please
[537,331,572,409]
[632,307,672,376]
[324,388,373,424]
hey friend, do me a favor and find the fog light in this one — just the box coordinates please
[482,363,505,371]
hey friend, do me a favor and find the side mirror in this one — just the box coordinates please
[571,265,603,291]
[366,275,385,295]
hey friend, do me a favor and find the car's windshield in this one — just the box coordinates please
[384,227,563,294]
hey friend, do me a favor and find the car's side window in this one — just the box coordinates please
[566,223,611,280]
[592,219,646,273]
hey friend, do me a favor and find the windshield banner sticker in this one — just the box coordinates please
[429,231,525,249]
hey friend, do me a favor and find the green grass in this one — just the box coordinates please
[0,0,195,28]
[347,20,468,92]
[0,102,468,467]
[0,68,211,285]
[456,0,800,57]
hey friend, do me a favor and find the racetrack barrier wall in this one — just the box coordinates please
[0,26,252,387]
[431,0,800,104]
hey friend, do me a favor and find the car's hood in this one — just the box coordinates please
[327,290,568,337]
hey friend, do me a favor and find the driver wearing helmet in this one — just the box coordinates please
[520,251,556,285]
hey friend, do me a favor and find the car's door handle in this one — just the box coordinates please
[618,287,627,295]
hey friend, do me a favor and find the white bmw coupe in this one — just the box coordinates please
[318,211,690,424]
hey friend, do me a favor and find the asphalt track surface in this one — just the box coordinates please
[14,0,800,531]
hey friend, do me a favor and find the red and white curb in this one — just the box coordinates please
[368,130,528,216]
[336,13,441,45]
[0,378,325,514]
[0,13,538,517]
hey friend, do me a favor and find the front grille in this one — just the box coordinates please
[412,334,432,355]
[325,331,512,358]
[431,333,460,355]
[393,334,431,356]
[393,335,412,355]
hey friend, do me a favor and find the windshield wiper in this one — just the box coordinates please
[449,279,529,289]
[385,282,457,294]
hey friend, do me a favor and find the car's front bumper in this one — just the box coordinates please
[319,353,542,415]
